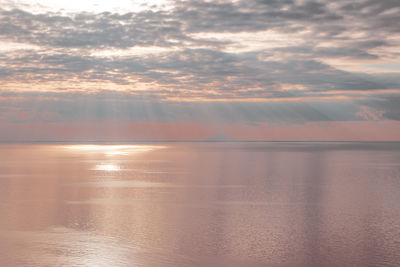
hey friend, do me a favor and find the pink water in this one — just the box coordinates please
[0,142,400,266]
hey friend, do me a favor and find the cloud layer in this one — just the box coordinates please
[0,0,399,140]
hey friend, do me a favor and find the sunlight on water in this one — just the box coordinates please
[93,164,121,172]
[64,144,164,174]
[64,144,160,156]
[1,142,400,267]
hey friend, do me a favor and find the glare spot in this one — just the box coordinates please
[93,164,120,172]
[64,144,160,156]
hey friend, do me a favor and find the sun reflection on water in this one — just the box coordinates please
[64,144,159,156]
[93,164,121,171]
[63,144,163,174]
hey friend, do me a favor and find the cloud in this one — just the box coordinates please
[0,90,377,124]
[0,0,399,141]
[1,48,398,97]
[360,95,400,120]
[0,9,190,48]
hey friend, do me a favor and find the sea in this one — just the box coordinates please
[0,142,399,266]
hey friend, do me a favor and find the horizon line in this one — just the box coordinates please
[1,140,400,144]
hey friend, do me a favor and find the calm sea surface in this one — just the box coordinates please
[0,142,400,267]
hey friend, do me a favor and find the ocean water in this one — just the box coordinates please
[0,142,400,267]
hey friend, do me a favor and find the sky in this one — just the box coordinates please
[0,0,400,141]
